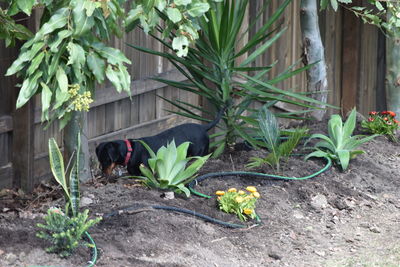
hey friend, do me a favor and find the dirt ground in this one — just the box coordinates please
[0,120,399,267]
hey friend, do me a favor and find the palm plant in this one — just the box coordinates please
[128,0,333,154]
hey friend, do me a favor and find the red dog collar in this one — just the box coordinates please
[124,139,133,166]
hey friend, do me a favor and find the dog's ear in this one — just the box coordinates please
[106,143,119,162]
[95,142,106,158]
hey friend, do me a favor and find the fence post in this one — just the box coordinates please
[340,1,362,115]
[12,99,35,192]
[11,13,36,192]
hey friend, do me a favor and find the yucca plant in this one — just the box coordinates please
[246,105,309,172]
[134,140,211,197]
[305,108,379,171]
[128,0,333,155]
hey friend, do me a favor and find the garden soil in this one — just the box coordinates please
[0,120,400,267]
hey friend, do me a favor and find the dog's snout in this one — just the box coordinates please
[104,163,116,176]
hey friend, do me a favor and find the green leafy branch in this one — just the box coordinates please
[126,0,221,57]
[321,0,400,36]
[5,0,131,127]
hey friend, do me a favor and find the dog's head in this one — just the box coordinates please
[95,142,119,176]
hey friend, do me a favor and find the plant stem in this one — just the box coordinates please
[64,111,90,182]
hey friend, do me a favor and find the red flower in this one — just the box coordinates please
[384,117,389,121]
[387,111,396,117]
[381,111,389,115]
[368,117,374,122]
[369,111,378,116]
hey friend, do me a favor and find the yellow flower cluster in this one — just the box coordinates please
[68,85,93,112]
[215,186,260,221]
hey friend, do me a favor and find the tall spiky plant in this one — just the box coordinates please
[129,0,333,154]
[48,133,80,217]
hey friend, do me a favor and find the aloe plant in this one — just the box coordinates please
[134,140,211,197]
[305,108,379,170]
[246,105,308,172]
[128,0,333,155]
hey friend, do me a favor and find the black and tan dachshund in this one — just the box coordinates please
[95,110,224,176]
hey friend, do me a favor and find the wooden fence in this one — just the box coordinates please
[0,1,385,191]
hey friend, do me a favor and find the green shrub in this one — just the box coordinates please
[37,208,101,258]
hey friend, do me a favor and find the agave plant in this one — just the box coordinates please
[246,105,309,172]
[128,0,333,155]
[135,140,210,197]
[305,108,379,170]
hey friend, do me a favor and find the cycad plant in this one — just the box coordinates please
[246,105,308,172]
[128,0,332,155]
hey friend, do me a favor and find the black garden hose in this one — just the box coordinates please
[103,157,332,228]
[102,204,249,228]
[152,205,249,228]
[188,157,332,198]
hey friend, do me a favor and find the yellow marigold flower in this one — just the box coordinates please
[215,190,225,196]
[238,190,246,195]
[228,188,237,193]
[243,208,253,215]
[252,192,260,198]
[246,186,257,193]
[235,196,244,203]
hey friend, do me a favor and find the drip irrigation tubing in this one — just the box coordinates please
[28,231,98,267]
[103,157,332,229]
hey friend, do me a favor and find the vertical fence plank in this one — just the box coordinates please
[358,24,378,115]
[341,8,362,115]
[13,99,35,191]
